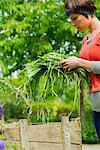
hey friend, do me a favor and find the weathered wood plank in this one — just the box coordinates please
[5,140,63,150]
[4,118,82,150]
[4,125,81,144]
[19,119,29,150]
[70,131,81,144]
[71,144,82,150]
[3,122,18,129]
[69,118,81,132]
[30,142,63,150]
[5,141,82,150]
[4,126,20,141]
[61,117,71,150]
[28,123,62,143]
[70,118,82,144]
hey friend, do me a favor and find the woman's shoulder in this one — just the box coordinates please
[82,31,100,45]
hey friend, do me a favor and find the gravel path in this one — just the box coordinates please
[82,144,100,150]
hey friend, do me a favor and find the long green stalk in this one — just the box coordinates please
[18,52,89,117]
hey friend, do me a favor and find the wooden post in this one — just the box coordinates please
[19,119,29,150]
[61,117,71,150]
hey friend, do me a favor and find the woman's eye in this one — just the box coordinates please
[72,17,78,20]
[69,16,78,22]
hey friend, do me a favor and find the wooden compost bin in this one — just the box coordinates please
[3,117,82,150]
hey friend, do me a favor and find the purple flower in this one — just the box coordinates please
[0,105,3,119]
[0,140,5,149]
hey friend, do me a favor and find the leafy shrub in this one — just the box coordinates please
[82,109,99,144]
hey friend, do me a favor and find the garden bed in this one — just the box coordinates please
[2,117,82,150]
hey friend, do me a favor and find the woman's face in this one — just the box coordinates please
[69,13,91,32]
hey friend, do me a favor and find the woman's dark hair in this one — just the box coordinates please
[65,0,96,17]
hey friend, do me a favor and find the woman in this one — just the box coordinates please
[61,0,100,140]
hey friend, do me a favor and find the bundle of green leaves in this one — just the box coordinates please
[18,52,89,102]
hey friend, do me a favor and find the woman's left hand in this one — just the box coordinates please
[60,56,80,71]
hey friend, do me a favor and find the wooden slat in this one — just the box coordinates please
[30,142,63,150]
[4,126,20,141]
[19,119,29,150]
[3,118,82,150]
[70,118,82,144]
[61,117,71,150]
[28,123,62,143]
[5,142,82,150]
[70,131,81,144]
[71,144,82,150]
[70,118,81,132]
[5,140,63,150]
[4,122,81,144]
[3,122,18,129]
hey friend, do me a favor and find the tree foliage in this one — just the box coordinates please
[0,0,79,76]
[0,0,100,76]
